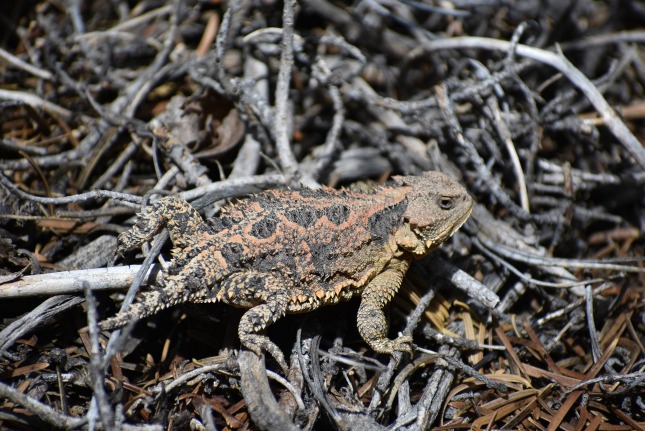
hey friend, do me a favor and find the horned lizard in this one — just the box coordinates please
[100,171,473,370]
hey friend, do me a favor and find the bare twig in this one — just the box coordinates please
[179,173,287,202]
[0,381,86,428]
[84,283,116,430]
[479,238,645,273]
[427,257,500,307]
[274,0,300,183]
[151,363,227,394]
[561,30,645,51]
[0,46,53,80]
[0,172,143,206]
[0,266,156,298]
[0,89,76,120]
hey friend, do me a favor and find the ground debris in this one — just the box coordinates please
[1,1,644,430]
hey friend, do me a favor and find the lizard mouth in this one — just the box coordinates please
[448,202,473,237]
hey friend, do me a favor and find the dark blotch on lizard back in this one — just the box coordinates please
[325,204,351,225]
[249,215,278,239]
[309,241,338,275]
[209,214,238,232]
[284,208,319,228]
[255,250,298,276]
[221,242,245,267]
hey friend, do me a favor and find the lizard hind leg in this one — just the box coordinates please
[99,289,168,330]
[99,274,201,330]
[220,271,291,372]
[118,195,210,254]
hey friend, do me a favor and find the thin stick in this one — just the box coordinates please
[0,172,142,205]
[0,46,53,80]
[274,0,300,182]
[0,266,154,298]
[0,89,74,119]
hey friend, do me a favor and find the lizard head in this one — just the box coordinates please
[393,171,473,251]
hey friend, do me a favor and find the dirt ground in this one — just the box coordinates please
[1,1,644,430]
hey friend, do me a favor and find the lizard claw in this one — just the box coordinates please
[369,335,414,355]
[240,334,289,374]
[390,334,414,354]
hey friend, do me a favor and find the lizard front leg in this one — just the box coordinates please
[357,258,412,354]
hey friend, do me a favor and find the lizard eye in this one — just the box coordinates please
[438,197,454,210]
